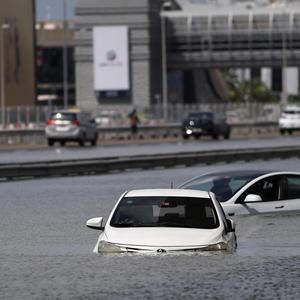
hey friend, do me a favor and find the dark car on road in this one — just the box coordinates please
[182,112,230,140]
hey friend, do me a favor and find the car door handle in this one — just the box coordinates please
[275,205,284,209]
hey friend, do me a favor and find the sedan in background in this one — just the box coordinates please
[86,189,236,253]
[182,112,230,140]
[178,171,300,217]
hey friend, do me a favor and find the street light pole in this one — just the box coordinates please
[281,10,288,106]
[1,23,9,129]
[161,7,169,121]
[62,0,68,109]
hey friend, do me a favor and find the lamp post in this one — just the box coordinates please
[161,2,171,121]
[62,0,68,109]
[281,9,288,106]
[1,23,9,128]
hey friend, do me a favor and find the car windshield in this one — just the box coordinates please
[284,110,300,114]
[50,112,77,121]
[179,171,265,202]
[110,196,219,229]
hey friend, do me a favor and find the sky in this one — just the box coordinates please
[35,0,75,21]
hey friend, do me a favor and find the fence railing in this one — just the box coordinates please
[0,121,280,146]
[0,103,282,129]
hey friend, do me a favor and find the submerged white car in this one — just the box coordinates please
[86,189,236,253]
[179,171,300,217]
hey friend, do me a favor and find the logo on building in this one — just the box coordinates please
[106,50,117,61]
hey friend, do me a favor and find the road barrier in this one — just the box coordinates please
[0,145,299,181]
[0,122,279,145]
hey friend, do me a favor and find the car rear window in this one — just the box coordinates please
[50,112,77,121]
[179,171,265,202]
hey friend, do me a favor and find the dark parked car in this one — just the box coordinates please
[182,112,230,140]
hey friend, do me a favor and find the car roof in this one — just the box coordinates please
[179,170,300,187]
[188,112,213,116]
[51,111,79,114]
[189,170,271,178]
[283,106,300,112]
[199,170,300,176]
[125,189,210,199]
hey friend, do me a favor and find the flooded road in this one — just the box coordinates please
[1,159,300,299]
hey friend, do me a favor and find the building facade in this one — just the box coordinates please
[0,0,35,108]
[75,0,165,111]
[75,0,300,111]
[36,20,75,106]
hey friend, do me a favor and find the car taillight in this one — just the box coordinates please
[72,120,80,126]
[47,119,56,125]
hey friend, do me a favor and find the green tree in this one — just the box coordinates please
[223,70,275,103]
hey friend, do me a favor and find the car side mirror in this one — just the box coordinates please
[86,217,104,230]
[226,219,235,233]
[244,194,263,203]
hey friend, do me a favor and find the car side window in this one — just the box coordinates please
[237,176,280,203]
[285,176,300,200]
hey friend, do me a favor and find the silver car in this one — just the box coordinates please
[45,110,98,146]
[179,170,300,217]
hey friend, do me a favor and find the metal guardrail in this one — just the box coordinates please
[0,145,299,181]
[0,122,279,144]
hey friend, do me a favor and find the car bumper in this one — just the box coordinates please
[94,235,237,254]
[45,128,81,139]
[183,127,212,136]
[279,120,300,129]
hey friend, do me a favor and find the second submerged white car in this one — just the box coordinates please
[86,189,236,253]
[179,170,300,217]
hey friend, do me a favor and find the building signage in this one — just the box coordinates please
[93,26,129,95]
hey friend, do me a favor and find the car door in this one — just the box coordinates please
[279,175,300,213]
[224,175,286,216]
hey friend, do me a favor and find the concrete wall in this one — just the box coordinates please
[0,0,35,107]
[75,0,163,111]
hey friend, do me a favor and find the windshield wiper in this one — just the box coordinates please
[111,223,202,228]
[111,223,137,227]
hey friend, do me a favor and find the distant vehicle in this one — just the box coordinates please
[182,112,230,140]
[178,170,300,217]
[279,106,300,135]
[86,189,237,253]
[45,110,98,146]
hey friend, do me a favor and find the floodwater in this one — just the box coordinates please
[1,159,300,299]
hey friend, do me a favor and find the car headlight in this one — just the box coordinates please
[204,242,227,251]
[186,129,192,135]
[98,241,124,253]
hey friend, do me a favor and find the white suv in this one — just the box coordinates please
[45,110,98,146]
[279,106,300,135]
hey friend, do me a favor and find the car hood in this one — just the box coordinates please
[104,226,224,248]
